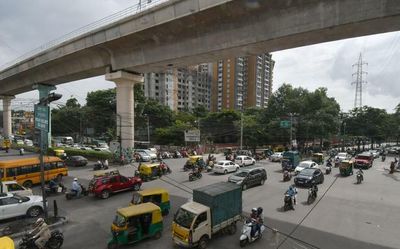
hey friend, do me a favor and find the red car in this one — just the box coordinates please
[88,174,142,199]
[354,153,373,169]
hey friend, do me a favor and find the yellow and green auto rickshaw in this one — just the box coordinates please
[138,163,161,181]
[312,153,325,165]
[108,203,163,249]
[183,155,203,171]
[0,236,15,249]
[339,160,354,176]
[130,188,170,216]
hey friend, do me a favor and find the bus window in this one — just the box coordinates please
[57,162,65,168]
[6,168,16,177]
[44,163,51,171]
[50,162,58,169]
[16,166,31,175]
[31,165,40,173]
[0,168,3,178]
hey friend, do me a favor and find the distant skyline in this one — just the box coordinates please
[1,0,399,112]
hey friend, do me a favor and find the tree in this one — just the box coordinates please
[52,97,83,137]
[85,89,116,136]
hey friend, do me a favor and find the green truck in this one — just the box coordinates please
[282,150,300,170]
[172,182,242,249]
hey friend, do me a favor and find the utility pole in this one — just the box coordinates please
[240,112,243,150]
[146,115,150,145]
[352,53,368,109]
[35,92,62,219]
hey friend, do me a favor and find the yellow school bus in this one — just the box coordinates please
[0,156,68,188]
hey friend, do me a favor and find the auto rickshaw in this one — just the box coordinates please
[0,236,15,249]
[54,149,66,159]
[138,163,161,181]
[339,160,354,176]
[183,155,203,171]
[108,203,163,249]
[130,188,170,215]
[312,153,325,165]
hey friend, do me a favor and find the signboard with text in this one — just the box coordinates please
[34,105,50,132]
[184,129,200,142]
[280,120,291,128]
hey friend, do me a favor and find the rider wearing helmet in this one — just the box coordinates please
[72,177,82,198]
[287,185,298,205]
[250,207,263,238]
[31,218,51,249]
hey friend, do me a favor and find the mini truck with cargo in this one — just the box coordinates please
[172,182,242,249]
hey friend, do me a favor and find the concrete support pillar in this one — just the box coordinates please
[33,84,56,147]
[1,96,15,138]
[105,71,143,149]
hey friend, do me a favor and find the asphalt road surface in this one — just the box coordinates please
[4,153,399,249]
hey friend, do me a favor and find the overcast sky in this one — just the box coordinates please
[0,0,399,113]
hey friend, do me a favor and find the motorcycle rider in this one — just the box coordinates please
[310,183,318,199]
[287,185,297,205]
[357,168,364,181]
[71,178,82,198]
[390,161,395,174]
[250,208,262,238]
[30,218,51,249]
[48,177,58,193]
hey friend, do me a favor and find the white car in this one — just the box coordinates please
[368,150,379,159]
[24,139,33,147]
[270,152,283,162]
[136,149,157,160]
[213,160,240,174]
[235,156,256,167]
[1,181,33,196]
[0,193,45,220]
[295,161,318,175]
[336,152,350,162]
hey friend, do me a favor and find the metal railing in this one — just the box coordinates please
[0,0,169,72]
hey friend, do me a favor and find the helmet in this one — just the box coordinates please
[35,218,44,226]
[251,207,257,213]
[257,207,263,215]
[73,178,78,181]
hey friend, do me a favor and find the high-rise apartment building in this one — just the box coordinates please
[211,53,274,112]
[143,64,212,111]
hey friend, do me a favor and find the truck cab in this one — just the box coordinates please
[172,202,211,248]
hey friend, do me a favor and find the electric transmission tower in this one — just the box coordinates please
[351,53,368,109]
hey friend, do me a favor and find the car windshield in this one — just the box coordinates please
[174,208,196,229]
[217,162,225,166]
[13,194,29,202]
[338,153,347,157]
[299,169,314,176]
[356,155,370,160]
[298,162,310,168]
[233,171,249,177]
[113,213,127,227]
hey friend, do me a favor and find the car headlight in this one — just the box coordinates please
[308,177,313,180]
[236,180,243,185]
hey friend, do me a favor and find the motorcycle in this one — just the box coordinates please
[65,184,88,200]
[93,161,108,171]
[283,194,294,211]
[189,172,202,181]
[325,163,332,175]
[239,219,265,247]
[19,230,64,249]
[45,182,67,195]
[283,170,291,181]
[307,187,317,204]
[356,170,363,184]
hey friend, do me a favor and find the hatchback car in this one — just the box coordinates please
[228,167,267,190]
[213,160,240,174]
[88,173,142,199]
[294,160,318,175]
[235,155,256,167]
[270,152,283,162]
[294,168,324,187]
[65,155,88,167]
[0,193,45,220]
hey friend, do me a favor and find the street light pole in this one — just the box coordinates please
[146,115,150,145]
[290,113,293,149]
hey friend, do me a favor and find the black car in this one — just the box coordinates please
[65,156,88,167]
[294,168,324,187]
[228,166,267,190]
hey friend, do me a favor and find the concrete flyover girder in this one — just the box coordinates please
[1,0,400,95]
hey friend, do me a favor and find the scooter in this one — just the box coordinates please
[283,170,291,181]
[65,184,88,200]
[307,187,317,204]
[19,230,64,249]
[239,219,265,247]
[189,172,202,181]
[356,170,363,184]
